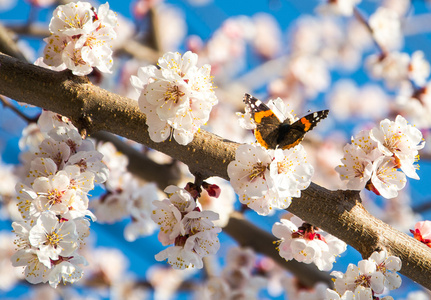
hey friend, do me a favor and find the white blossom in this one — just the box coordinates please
[155,245,204,269]
[131,51,218,145]
[370,156,406,199]
[336,116,423,198]
[269,145,314,198]
[37,1,118,75]
[12,110,108,288]
[11,249,50,284]
[272,216,346,271]
[369,7,402,50]
[49,1,98,36]
[329,251,402,298]
[28,211,78,267]
[370,115,424,179]
[408,51,430,86]
[366,52,409,88]
[152,185,221,270]
[369,251,402,290]
[47,255,87,288]
[227,144,274,199]
[335,144,376,190]
[228,143,313,215]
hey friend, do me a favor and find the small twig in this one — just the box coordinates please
[353,7,389,56]
[6,23,50,38]
[26,4,39,27]
[0,95,38,123]
[148,7,162,52]
[412,199,431,213]
[193,172,205,188]
[120,39,161,63]
[0,23,28,61]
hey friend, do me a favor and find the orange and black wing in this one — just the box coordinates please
[243,94,329,150]
[243,94,281,149]
[277,110,329,150]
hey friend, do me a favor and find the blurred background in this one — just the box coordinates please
[1,0,431,299]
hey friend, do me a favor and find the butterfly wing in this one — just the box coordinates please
[243,94,329,150]
[243,94,282,149]
[277,110,329,150]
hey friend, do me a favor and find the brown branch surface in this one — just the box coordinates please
[1,53,431,289]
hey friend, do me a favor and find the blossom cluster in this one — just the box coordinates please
[336,115,424,199]
[151,185,221,269]
[366,51,430,89]
[327,250,402,300]
[90,142,158,242]
[196,247,267,299]
[272,215,346,271]
[36,1,118,76]
[319,3,403,50]
[227,143,313,216]
[131,51,218,145]
[11,110,109,287]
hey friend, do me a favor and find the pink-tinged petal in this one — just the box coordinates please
[416,220,431,240]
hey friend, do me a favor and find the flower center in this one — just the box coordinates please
[71,48,87,66]
[249,162,267,181]
[376,263,387,274]
[66,139,78,154]
[384,132,402,153]
[277,157,292,174]
[76,158,88,173]
[47,189,65,206]
[165,85,185,104]
[355,274,371,288]
[353,161,366,178]
[45,230,61,248]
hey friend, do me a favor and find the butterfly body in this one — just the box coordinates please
[243,94,329,150]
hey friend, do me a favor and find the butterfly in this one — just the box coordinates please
[244,93,329,150]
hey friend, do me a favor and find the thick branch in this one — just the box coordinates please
[1,53,431,289]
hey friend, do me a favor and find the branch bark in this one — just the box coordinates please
[1,53,431,289]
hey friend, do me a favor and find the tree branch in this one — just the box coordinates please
[0,24,28,62]
[1,53,430,289]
